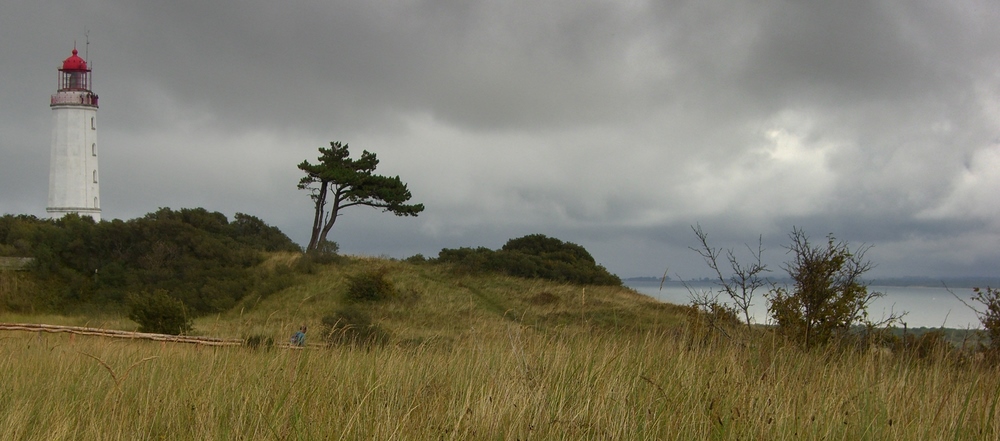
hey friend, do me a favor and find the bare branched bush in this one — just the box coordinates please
[689,226,903,349]
[683,282,743,347]
[959,286,1000,360]
[690,225,769,331]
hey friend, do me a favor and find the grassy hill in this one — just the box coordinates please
[193,252,687,343]
[3,253,1000,439]
[1,249,689,342]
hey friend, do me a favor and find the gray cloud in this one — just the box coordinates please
[3,0,1000,279]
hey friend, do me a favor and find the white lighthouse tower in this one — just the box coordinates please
[47,46,101,221]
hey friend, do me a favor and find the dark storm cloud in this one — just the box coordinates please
[35,0,658,133]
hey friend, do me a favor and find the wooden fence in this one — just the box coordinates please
[0,322,245,347]
[0,257,34,271]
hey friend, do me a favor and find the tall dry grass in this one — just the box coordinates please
[3,257,998,439]
[2,322,998,440]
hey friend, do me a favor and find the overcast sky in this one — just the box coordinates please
[2,0,1000,279]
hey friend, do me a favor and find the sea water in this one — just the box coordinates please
[625,280,983,329]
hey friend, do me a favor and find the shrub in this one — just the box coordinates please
[436,234,621,286]
[689,225,769,330]
[126,290,193,335]
[295,242,342,273]
[0,209,298,315]
[321,306,390,348]
[766,229,899,348]
[690,227,901,349]
[345,267,396,302]
[684,289,744,347]
[244,334,274,350]
[435,247,493,275]
[892,330,950,360]
[229,213,301,252]
[971,286,1000,356]
[315,240,340,257]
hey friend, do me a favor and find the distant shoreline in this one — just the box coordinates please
[623,276,999,289]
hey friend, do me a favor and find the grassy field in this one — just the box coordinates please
[2,255,999,439]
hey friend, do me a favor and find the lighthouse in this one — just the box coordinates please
[47,47,101,221]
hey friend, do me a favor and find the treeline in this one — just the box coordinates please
[0,208,300,314]
[432,234,621,286]
[1,210,623,320]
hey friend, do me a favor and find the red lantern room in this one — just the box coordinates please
[59,48,91,91]
[52,46,97,107]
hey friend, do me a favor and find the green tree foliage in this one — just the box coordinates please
[436,234,621,286]
[971,286,1000,355]
[297,142,424,252]
[127,290,193,335]
[0,209,300,315]
[230,213,303,252]
[767,228,895,348]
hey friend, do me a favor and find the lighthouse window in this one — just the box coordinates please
[91,117,96,130]
[95,197,99,208]
[92,143,97,156]
[93,170,98,183]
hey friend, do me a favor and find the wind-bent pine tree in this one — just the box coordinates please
[297,142,424,252]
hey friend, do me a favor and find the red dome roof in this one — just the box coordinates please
[61,48,88,71]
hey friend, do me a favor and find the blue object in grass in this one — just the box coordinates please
[291,326,307,346]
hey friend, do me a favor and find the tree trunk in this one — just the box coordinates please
[317,188,342,248]
[306,181,328,252]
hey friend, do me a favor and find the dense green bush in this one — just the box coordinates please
[345,267,397,302]
[436,246,493,274]
[320,305,390,347]
[229,213,303,252]
[127,290,192,335]
[767,229,892,348]
[0,209,301,315]
[436,234,621,286]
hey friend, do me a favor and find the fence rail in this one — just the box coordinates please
[0,322,244,347]
[0,257,33,271]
